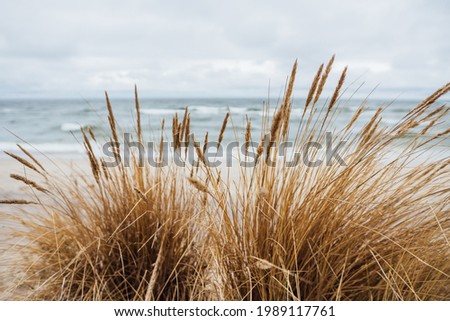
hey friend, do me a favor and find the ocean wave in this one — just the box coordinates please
[190,105,260,116]
[0,108,13,113]
[140,106,259,117]
[141,108,183,115]
[189,105,220,115]
[61,123,89,132]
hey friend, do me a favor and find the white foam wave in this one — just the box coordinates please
[141,106,258,117]
[189,106,221,115]
[61,123,84,132]
[190,106,257,116]
[141,108,180,116]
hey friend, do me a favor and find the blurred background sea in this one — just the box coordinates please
[0,97,449,159]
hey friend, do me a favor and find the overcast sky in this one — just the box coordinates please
[0,0,448,99]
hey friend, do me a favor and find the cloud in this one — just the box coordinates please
[336,61,391,74]
[0,0,448,98]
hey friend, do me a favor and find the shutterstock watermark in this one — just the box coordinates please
[102,132,347,168]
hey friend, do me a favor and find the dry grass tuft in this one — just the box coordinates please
[204,60,450,300]
[2,109,207,300]
[1,57,449,301]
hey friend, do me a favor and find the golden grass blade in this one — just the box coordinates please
[135,84,142,144]
[313,54,335,105]
[17,144,46,173]
[0,199,37,205]
[10,174,48,193]
[217,112,230,148]
[4,151,41,175]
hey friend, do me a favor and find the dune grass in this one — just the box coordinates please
[1,58,449,300]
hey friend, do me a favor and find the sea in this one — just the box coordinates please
[0,97,449,160]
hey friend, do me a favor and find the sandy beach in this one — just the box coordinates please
[0,156,88,199]
[0,156,89,297]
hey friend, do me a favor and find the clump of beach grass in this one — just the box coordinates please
[1,58,449,300]
[2,90,208,300]
[203,61,450,300]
